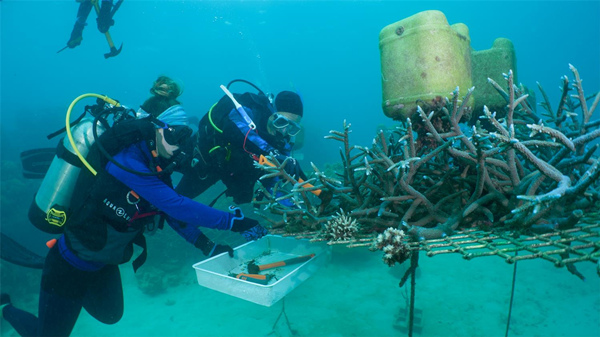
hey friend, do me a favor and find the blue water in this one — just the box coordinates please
[2,1,599,164]
[1,1,600,336]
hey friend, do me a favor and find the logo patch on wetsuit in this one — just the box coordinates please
[103,198,132,221]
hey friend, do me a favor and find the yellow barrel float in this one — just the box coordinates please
[379,10,473,120]
[471,37,518,118]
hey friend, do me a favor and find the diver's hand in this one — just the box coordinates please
[195,234,234,257]
[211,244,234,257]
[231,217,269,241]
[229,207,269,241]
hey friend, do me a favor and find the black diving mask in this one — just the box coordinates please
[163,125,193,147]
[271,114,301,137]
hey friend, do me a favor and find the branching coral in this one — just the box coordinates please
[257,65,600,271]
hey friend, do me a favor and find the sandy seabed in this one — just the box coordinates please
[2,238,599,337]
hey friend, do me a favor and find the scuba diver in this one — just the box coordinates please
[66,0,117,48]
[0,76,267,337]
[176,80,308,207]
[60,0,123,58]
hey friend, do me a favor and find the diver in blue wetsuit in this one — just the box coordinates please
[0,76,267,337]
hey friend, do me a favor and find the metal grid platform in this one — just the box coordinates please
[276,214,600,270]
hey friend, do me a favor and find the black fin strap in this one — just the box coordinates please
[56,139,83,168]
[209,189,227,208]
[132,234,147,273]
[47,111,87,140]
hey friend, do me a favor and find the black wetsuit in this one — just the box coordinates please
[176,92,295,204]
[2,245,123,337]
[2,139,238,337]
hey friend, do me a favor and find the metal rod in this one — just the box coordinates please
[505,251,518,337]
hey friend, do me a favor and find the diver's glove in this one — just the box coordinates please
[229,207,268,241]
[274,154,307,180]
[256,178,297,208]
[194,233,234,257]
[96,0,115,33]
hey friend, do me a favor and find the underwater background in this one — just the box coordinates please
[1,1,599,336]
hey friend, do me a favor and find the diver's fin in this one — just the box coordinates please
[111,0,124,18]
[20,148,56,179]
[0,233,45,269]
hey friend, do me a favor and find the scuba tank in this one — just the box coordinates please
[27,93,186,234]
[28,116,106,233]
[28,94,122,234]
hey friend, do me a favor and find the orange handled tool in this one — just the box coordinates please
[248,254,315,274]
[234,273,270,285]
[258,155,322,196]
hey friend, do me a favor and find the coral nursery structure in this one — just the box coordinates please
[254,66,600,275]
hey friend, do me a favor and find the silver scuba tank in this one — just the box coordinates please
[28,116,106,233]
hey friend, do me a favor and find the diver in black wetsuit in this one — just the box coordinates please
[66,0,117,49]
[176,89,306,204]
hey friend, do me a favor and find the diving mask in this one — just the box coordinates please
[271,114,302,137]
[163,125,192,147]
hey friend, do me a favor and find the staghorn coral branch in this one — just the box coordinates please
[511,94,530,113]
[569,64,591,125]
[408,138,455,181]
[564,158,600,197]
[483,106,510,137]
[556,144,599,169]
[417,105,444,143]
[456,86,475,124]
[525,173,546,198]
[521,140,564,148]
[467,149,487,204]
[558,76,572,125]
[514,84,537,119]
[491,131,565,184]
[450,87,477,153]
[573,128,600,146]
[463,192,508,218]
[588,92,600,117]
[503,72,522,188]
[381,195,415,202]
[406,118,416,158]
[506,71,516,137]
[378,130,389,155]
[434,189,468,212]
[537,81,554,120]
[488,77,509,103]
[527,121,575,151]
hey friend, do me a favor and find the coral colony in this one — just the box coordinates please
[254,66,600,274]
[322,209,360,242]
[370,227,411,267]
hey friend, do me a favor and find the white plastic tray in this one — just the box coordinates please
[193,235,331,307]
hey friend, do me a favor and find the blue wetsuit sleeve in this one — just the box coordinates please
[165,217,204,245]
[228,108,284,155]
[105,143,235,232]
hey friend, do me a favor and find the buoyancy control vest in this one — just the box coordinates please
[194,91,275,167]
[188,91,278,204]
[64,146,166,267]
